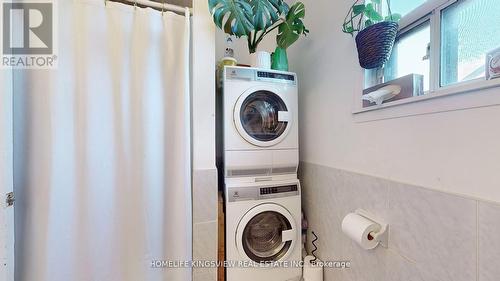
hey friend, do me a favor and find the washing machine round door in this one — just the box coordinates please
[236,204,297,263]
[234,88,292,147]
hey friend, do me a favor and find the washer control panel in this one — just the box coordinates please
[227,183,300,202]
[260,185,298,195]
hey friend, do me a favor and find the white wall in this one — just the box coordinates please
[192,0,216,170]
[288,0,500,202]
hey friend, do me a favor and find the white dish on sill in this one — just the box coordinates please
[362,84,402,106]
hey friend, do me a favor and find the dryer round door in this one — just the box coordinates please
[236,203,297,263]
[234,88,292,147]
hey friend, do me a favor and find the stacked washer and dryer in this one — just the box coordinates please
[217,66,302,281]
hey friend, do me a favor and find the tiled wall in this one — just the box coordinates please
[192,169,218,281]
[299,161,500,281]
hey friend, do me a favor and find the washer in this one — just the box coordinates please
[220,66,299,181]
[225,179,302,281]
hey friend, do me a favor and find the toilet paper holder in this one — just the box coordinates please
[354,209,389,248]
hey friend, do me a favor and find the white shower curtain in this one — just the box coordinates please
[13,1,191,281]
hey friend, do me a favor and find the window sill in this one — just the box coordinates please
[352,78,500,122]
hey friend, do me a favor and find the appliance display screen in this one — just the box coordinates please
[260,185,298,195]
[257,71,295,81]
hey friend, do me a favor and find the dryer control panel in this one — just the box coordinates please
[256,71,295,83]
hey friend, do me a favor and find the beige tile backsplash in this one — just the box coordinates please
[300,161,499,281]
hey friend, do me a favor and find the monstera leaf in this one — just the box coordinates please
[208,0,254,37]
[249,0,288,31]
[276,2,308,49]
[208,0,288,37]
[208,0,308,53]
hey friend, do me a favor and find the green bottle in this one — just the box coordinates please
[271,47,289,71]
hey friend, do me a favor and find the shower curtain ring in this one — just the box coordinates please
[134,0,137,9]
[161,0,165,16]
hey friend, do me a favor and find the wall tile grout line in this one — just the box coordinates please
[476,201,479,281]
[388,248,417,265]
[300,160,500,209]
[193,220,217,225]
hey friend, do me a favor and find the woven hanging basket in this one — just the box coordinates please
[355,21,399,69]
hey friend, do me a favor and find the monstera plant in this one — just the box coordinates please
[273,2,309,70]
[208,0,308,62]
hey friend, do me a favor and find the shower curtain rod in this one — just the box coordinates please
[109,0,192,15]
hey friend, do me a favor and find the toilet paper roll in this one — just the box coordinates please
[341,213,380,250]
[303,255,323,281]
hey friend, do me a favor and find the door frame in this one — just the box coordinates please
[1,68,14,281]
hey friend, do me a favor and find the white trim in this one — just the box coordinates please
[353,78,500,122]
[0,68,14,281]
[398,0,453,30]
[434,77,500,97]
[429,6,441,92]
[398,13,430,35]
[354,78,500,114]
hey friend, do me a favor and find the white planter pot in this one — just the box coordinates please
[250,51,271,69]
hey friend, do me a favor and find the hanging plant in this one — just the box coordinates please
[342,0,401,69]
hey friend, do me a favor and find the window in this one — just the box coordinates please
[441,0,500,86]
[364,0,500,104]
[384,21,431,91]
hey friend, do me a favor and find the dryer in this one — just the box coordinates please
[225,179,302,281]
[220,66,299,182]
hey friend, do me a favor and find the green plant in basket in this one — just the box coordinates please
[342,0,401,36]
[342,0,401,69]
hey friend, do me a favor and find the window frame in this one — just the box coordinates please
[354,0,500,117]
